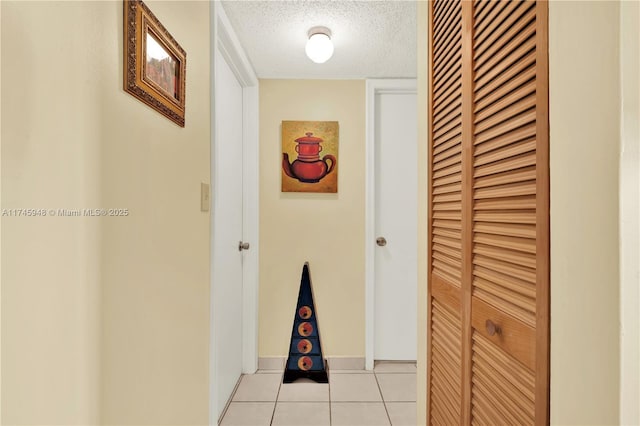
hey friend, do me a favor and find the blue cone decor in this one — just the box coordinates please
[283,262,328,383]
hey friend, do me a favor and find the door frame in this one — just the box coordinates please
[210,2,259,423]
[365,79,417,370]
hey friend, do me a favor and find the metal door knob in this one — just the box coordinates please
[376,237,387,247]
[238,241,250,251]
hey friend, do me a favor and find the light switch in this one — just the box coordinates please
[201,182,210,212]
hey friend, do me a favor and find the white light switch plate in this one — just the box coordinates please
[201,182,210,212]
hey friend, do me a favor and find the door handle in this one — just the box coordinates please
[238,241,250,251]
[376,237,387,247]
[485,319,501,336]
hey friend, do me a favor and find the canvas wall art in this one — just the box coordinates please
[281,121,339,193]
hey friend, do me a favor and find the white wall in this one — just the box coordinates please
[619,1,640,424]
[2,3,104,422]
[549,1,621,424]
[100,1,211,423]
[1,1,211,424]
[258,79,366,358]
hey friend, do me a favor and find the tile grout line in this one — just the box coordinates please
[235,364,415,425]
[269,369,284,426]
[219,374,244,424]
[373,371,394,426]
[328,368,332,426]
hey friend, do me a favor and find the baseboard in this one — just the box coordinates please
[257,357,285,370]
[326,357,366,370]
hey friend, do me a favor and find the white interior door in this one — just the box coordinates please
[212,49,244,419]
[374,92,418,361]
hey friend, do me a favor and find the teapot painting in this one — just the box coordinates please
[281,121,339,193]
[282,132,336,183]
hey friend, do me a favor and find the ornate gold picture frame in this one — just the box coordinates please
[124,0,186,127]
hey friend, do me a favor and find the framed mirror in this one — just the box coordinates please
[124,0,186,127]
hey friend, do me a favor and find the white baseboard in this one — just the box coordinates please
[327,357,366,370]
[257,357,285,370]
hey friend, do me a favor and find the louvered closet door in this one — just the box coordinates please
[428,0,463,423]
[427,1,549,425]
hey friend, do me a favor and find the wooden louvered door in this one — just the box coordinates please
[427,1,549,425]
[429,0,464,423]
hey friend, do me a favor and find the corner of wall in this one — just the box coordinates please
[619,1,640,424]
[0,2,3,422]
[416,1,429,425]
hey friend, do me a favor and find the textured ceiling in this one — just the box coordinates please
[221,1,417,79]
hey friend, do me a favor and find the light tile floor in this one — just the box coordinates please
[220,361,416,426]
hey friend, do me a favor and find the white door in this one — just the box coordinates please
[212,49,245,419]
[374,92,418,360]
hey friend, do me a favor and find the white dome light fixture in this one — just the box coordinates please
[305,26,334,64]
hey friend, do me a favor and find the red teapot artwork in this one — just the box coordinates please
[281,121,338,193]
[282,132,336,183]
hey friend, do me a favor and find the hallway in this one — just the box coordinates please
[1,0,638,425]
[220,362,416,426]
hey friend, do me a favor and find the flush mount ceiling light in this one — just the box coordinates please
[305,26,334,64]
